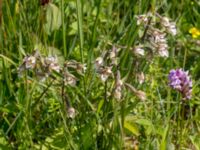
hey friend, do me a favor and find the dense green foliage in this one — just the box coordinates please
[0,0,200,149]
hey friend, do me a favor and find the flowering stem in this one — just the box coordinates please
[176,96,183,149]
[24,71,33,147]
[176,100,179,148]
[141,17,152,42]
[180,101,185,146]
[31,78,55,109]
[104,81,107,102]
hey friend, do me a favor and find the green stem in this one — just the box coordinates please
[183,47,187,69]
[31,78,55,109]
[25,72,33,147]
[177,95,182,149]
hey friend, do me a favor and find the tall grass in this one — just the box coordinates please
[0,0,200,149]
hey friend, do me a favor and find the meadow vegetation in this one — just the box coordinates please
[0,0,200,149]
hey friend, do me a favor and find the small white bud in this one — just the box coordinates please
[134,46,145,56]
[68,107,75,119]
[95,57,103,69]
[24,56,36,69]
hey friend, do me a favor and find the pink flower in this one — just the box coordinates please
[169,69,192,99]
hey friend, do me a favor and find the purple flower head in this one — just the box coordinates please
[168,69,192,100]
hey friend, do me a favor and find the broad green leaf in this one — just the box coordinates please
[135,119,154,135]
[44,3,62,35]
[135,119,152,126]
[124,121,140,136]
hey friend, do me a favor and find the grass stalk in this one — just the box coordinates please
[61,0,67,58]
[76,0,84,63]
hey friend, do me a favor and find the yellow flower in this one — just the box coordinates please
[189,27,200,38]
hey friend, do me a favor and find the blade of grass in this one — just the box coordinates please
[61,0,67,58]
[76,0,84,63]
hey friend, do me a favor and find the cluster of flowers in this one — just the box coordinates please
[168,69,192,100]
[135,13,177,57]
[95,46,123,100]
[18,50,60,80]
[18,50,86,86]
[63,60,86,86]
[95,46,119,82]
[18,50,87,118]
[95,46,147,101]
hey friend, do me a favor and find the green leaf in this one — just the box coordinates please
[124,121,140,136]
[42,128,69,150]
[69,21,78,35]
[160,125,169,150]
[0,54,17,67]
[135,119,154,135]
[0,132,11,149]
[190,136,200,150]
[44,3,62,35]
[80,123,95,150]
[135,119,152,126]
[97,99,104,114]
